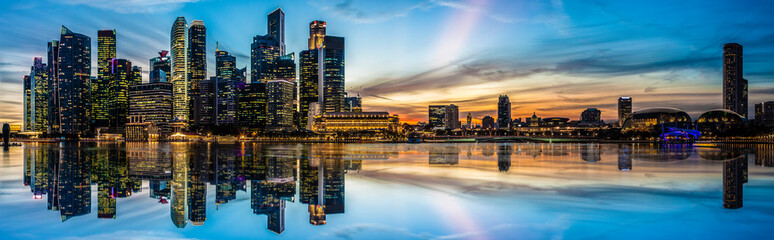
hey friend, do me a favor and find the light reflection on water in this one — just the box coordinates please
[1,142,774,239]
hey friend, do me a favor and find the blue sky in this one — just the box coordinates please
[1,0,773,123]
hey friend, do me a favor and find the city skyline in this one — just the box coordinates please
[3,0,774,125]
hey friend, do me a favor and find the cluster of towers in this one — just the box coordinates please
[22,8,358,138]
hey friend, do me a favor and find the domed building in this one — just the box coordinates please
[696,109,743,135]
[622,107,692,132]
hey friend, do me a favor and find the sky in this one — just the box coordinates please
[1,0,773,124]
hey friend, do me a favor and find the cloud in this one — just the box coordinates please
[58,0,200,14]
[319,0,515,23]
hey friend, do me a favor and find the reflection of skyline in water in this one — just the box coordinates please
[11,142,774,236]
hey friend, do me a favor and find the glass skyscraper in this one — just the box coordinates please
[267,8,285,55]
[149,51,171,83]
[723,43,747,118]
[170,17,189,121]
[215,49,238,126]
[93,30,115,130]
[321,36,345,113]
[497,95,511,130]
[188,20,206,128]
[57,26,91,136]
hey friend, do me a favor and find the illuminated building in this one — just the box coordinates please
[308,204,326,225]
[482,116,495,129]
[238,83,267,133]
[57,26,91,136]
[93,30,115,131]
[308,20,326,49]
[170,17,189,121]
[251,35,280,83]
[299,49,319,129]
[322,36,346,113]
[497,95,511,130]
[618,97,632,126]
[723,157,744,209]
[527,112,541,127]
[108,58,134,135]
[127,83,173,141]
[188,20,206,128]
[47,40,60,134]
[268,79,295,131]
[200,77,216,128]
[755,101,774,126]
[312,112,400,133]
[25,57,49,132]
[429,104,459,129]
[621,107,692,132]
[580,108,602,124]
[150,51,171,83]
[466,113,472,129]
[696,109,743,135]
[268,8,285,54]
[723,43,747,118]
[345,93,362,112]
[215,49,238,126]
[132,66,142,83]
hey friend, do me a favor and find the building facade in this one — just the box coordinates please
[618,97,632,126]
[170,17,189,121]
[127,83,173,141]
[312,112,399,133]
[57,26,91,136]
[723,43,747,118]
[188,20,207,128]
[93,30,116,130]
[267,80,295,131]
[497,95,511,130]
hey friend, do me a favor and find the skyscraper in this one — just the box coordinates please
[445,104,460,130]
[188,20,206,128]
[299,49,320,130]
[344,93,362,112]
[46,40,60,134]
[23,75,31,131]
[93,30,116,130]
[57,26,91,136]
[127,82,173,140]
[215,49,238,126]
[321,36,345,113]
[267,8,285,55]
[497,95,511,130]
[618,97,632,126]
[238,82,267,133]
[108,59,133,135]
[170,17,189,121]
[308,20,326,49]
[29,58,48,132]
[150,51,171,83]
[251,35,280,83]
[199,77,216,128]
[268,79,295,131]
[428,105,446,128]
[723,43,747,118]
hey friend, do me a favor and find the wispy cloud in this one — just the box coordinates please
[58,0,200,14]
[318,0,516,23]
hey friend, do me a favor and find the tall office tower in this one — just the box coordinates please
[238,83,267,133]
[108,59,133,135]
[150,51,171,83]
[188,20,206,128]
[268,8,285,54]
[723,43,747,118]
[23,75,31,131]
[47,40,60,134]
[251,35,281,83]
[299,49,319,129]
[170,17,189,121]
[131,66,142,85]
[344,93,362,112]
[276,53,298,114]
[93,30,116,130]
[580,108,602,123]
[428,104,459,129]
[618,96,632,126]
[199,77,216,128]
[268,80,295,131]
[321,36,345,113]
[215,49,237,126]
[30,58,48,132]
[497,95,511,130]
[57,26,91,136]
[308,20,326,49]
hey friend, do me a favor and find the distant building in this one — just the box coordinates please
[428,104,459,130]
[345,94,362,112]
[466,113,472,129]
[755,101,774,126]
[126,82,173,141]
[497,95,511,130]
[47,40,60,134]
[27,57,48,132]
[251,35,280,83]
[482,116,495,129]
[526,113,541,127]
[313,112,399,133]
[149,51,171,83]
[723,43,747,118]
[580,108,602,124]
[622,107,692,132]
[618,97,632,126]
[308,20,326,49]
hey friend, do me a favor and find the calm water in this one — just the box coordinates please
[1,142,773,239]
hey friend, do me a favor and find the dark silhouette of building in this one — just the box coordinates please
[723,43,747,118]
[618,97,632,126]
[497,95,511,130]
[580,108,602,124]
[188,20,207,129]
[27,58,49,132]
[482,116,495,130]
[47,40,61,134]
[755,101,774,125]
[57,26,91,136]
